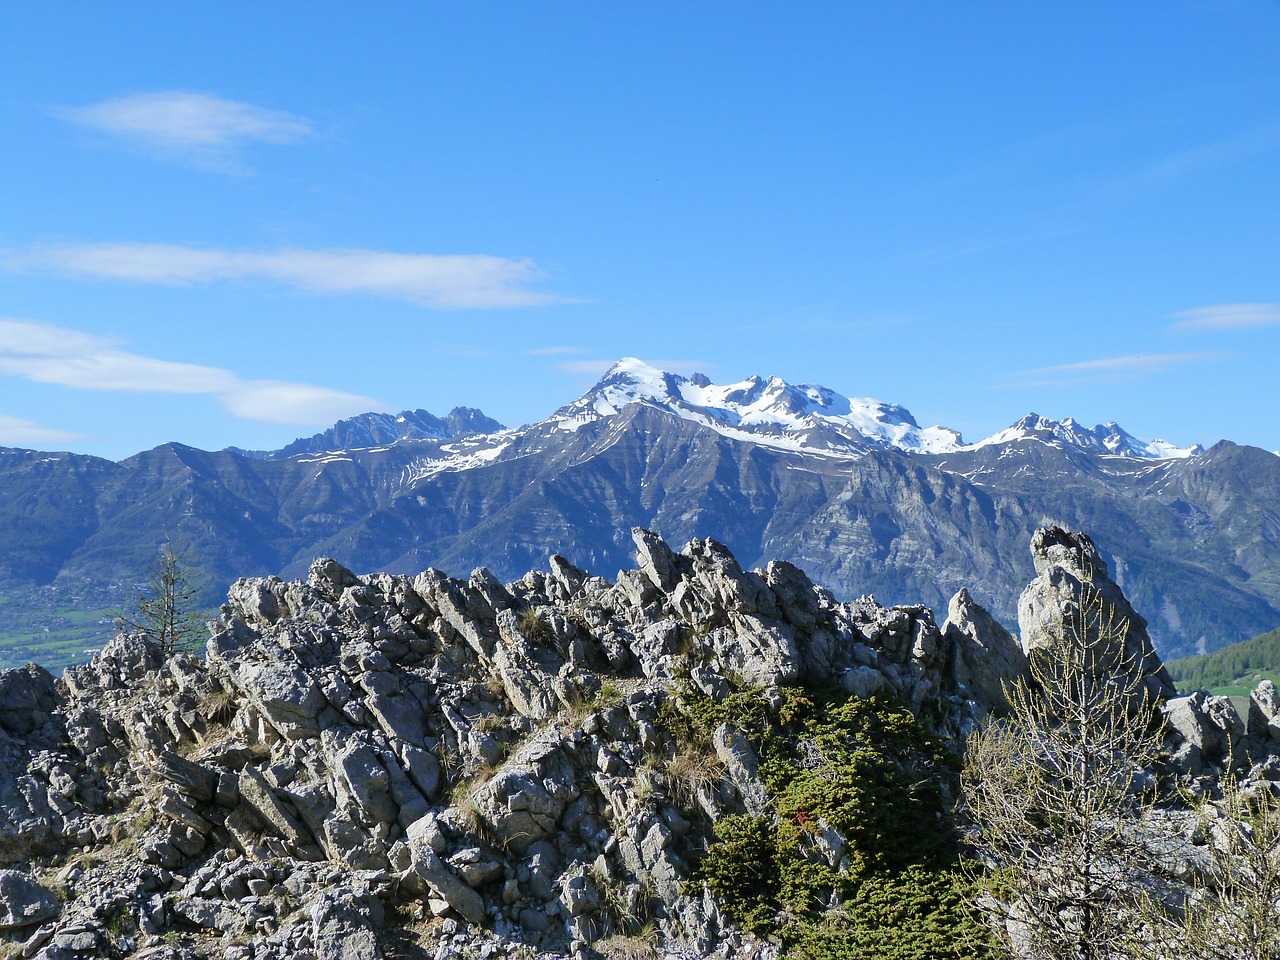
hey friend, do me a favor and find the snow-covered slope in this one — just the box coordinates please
[547,357,965,456]
[237,407,505,460]
[256,359,1204,472]
[971,413,1201,460]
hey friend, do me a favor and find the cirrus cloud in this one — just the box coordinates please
[52,91,313,171]
[0,317,380,426]
[0,413,87,448]
[3,242,571,310]
[1170,303,1280,331]
[1003,351,1226,389]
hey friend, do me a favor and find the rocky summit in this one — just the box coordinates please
[0,527,1277,959]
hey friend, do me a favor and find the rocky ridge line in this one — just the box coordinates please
[0,527,1275,959]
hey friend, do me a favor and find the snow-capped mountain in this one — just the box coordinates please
[548,357,965,456]
[234,407,505,461]
[970,413,1202,460]
[224,359,1203,485]
[7,356,1277,669]
[538,358,1199,463]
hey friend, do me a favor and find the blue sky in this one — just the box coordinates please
[1,2,1278,459]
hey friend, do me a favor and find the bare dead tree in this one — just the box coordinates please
[961,566,1164,960]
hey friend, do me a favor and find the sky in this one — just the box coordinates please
[1,2,1278,460]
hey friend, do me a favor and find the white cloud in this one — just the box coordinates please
[217,381,377,425]
[5,243,568,310]
[53,91,313,171]
[0,413,87,447]
[1004,351,1224,389]
[528,346,589,356]
[1170,303,1280,331]
[0,318,379,426]
[558,358,711,378]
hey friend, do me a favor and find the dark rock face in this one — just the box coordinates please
[235,406,506,461]
[0,524,1272,959]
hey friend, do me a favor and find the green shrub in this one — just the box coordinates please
[683,685,995,956]
[788,867,996,960]
[695,814,779,935]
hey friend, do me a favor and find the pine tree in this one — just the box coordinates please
[115,536,207,656]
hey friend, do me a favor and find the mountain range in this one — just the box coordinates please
[1,357,1277,664]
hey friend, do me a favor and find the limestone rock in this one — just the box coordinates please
[1017,527,1176,701]
[1248,680,1280,742]
[309,889,385,960]
[0,870,60,929]
[152,751,218,803]
[222,660,326,741]
[712,724,769,816]
[1163,691,1246,775]
[943,588,1029,712]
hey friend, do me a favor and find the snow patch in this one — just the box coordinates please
[556,357,964,458]
[970,413,1200,460]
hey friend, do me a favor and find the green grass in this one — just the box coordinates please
[0,616,116,672]
[0,591,119,673]
[1203,671,1280,699]
[1166,625,1280,695]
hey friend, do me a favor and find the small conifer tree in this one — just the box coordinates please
[115,536,207,656]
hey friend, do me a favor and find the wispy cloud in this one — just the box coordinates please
[53,91,313,172]
[3,243,570,310]
[0,318,379,425]
[1170,303,1280,331]
[1125,122,1280,190]
[527,346,588,356]
[558,358,711,378]
[903,225,1087,266]
[0,413,87,447]
[1003,351,1225,389]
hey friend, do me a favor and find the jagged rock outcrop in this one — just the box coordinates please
[0,524,1275,959]
[943,587,1030,713]
[1017,527,1177,701]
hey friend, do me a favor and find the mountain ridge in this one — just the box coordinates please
[0,358,1276,667]
[227,406,506,461]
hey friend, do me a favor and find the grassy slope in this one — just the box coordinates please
[1165,625,1280,697]
[0,579,129,673]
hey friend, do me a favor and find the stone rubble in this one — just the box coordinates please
[0,525,1274,959]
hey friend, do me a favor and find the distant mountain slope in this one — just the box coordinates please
[1166,625,1280,692]
[2,358,1278,665]
[231,407,504,460]
[971,413,1201,459]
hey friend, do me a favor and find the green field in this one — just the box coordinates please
[0,580,128,675]
[0,603,117,674]
[1203,672,1280,699]
[1166,625,1280,709]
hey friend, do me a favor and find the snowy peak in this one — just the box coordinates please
[553,358,964,456]
[973,413,1201,460]
[237,407,506,460]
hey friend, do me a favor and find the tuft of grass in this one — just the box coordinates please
[483,671,508,700]
[202,687,239,726]
[663,745,725,812]
[597,680,623,709]
[518,607,552,644]
[599,922,660,960]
